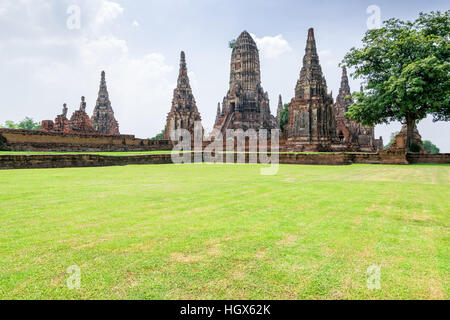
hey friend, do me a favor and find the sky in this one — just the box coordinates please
[0,0,449,151]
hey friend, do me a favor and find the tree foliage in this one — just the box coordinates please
[1,117,41,130]
[342,10,450,150]
[279,103,290,132]
[150,129,165,140]
[423,140,440,154]
[2,120,18,129]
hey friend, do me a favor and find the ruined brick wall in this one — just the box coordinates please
[0,154,174,169]
[0,152,351,169]
[348,151,410,165]
[407,153,450,164]
[0,129,173,152]
[1,151,435,170]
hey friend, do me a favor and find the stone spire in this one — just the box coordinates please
[304,28,320,67]
[295,28,327,100]
[276,95,283,125]
[215,102,221,123]
[177,51,191,93]
[335,67,352,117]
[171,51,198,113]
[61,103,68,118]
[334,67,377,150]
[91,71,120,135]
[285,28,335,149]
[340,67,351,96]
[213,30,276,135]
[164,51,202,139]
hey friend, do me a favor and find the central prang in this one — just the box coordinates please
[213,31,277,135]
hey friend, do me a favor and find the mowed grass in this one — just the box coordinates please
[0,164,448,300]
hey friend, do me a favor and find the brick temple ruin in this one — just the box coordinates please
[333,67,383,152]
[284,28,382,152]
[285,28,336,151]
[91,71,120,135]
[16,71,174,152]
[164,51,203,140]
[40,71,120,136]
[213,31,277,136]
[2,28,401,154]
[388,122,425,152]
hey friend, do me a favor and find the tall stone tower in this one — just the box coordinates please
[91,71,120,135]
[285,28,335,151]
[335,66,354,143]
[276,95,283,128]
[164,51,202,140]
[335,67,352,118]
[214,31,276,135]
[335,67,376,150]
[215,103,221,124]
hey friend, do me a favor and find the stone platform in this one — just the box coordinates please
[1,152,448,170]
[0,129,172,152]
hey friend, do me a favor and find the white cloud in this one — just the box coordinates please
[318,50,339,67]
[79,36,129,65]
[132,20,139,27]
[250,33,292,59]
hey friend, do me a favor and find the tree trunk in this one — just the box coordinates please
[405,115,415,152]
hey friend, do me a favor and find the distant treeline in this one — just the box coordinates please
[0,117,41,131]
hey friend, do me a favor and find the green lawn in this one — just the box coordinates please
[0,164,448,300]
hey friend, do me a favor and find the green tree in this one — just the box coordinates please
[423,140,440,154]
[279,103,290,132]
[150,129,165,140]
[229,39,236,49]
[1,118,41,130]
[17,117,41,130]
[342,11,450,151]
[1,120,18,129]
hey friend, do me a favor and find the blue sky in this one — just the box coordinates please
[0,0,449,150]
